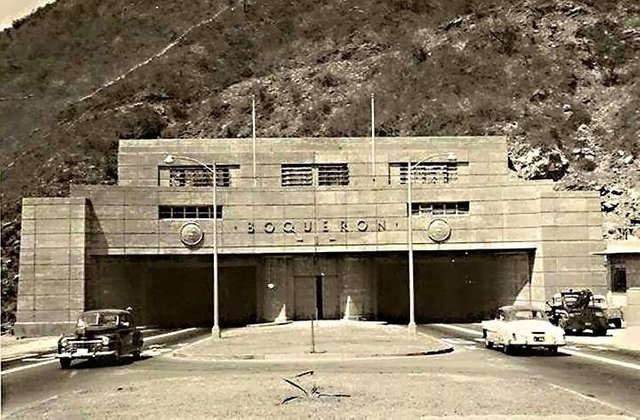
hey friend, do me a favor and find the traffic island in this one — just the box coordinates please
[172,321,453,361]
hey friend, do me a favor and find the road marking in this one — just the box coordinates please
[22,357,55,362]
[144,327,198,342]
[561,348,640,371]
[587,345,615,351]
[0,359,58,375]
[169,333,215,353]
[434,323,483,336]
[432,323,640,372]
[547,382,634,415]
[441,337,476,345]
[1,328,199,376]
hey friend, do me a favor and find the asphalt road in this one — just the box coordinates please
[2,324,639,417]
[419,323,640,415]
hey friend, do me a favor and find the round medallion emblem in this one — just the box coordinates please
[180,222,204,247]
[427,219,451,243]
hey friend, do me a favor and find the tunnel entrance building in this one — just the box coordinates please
[15,136,606,336]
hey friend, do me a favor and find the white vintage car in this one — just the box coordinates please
[481,305,566,354]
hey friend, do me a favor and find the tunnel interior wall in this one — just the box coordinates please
[376,251,533,323]
[86,255,257,328]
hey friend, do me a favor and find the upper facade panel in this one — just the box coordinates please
[118,136,510,189]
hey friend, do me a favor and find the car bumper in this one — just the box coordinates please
[508,340,565,347]
[56,350,118,359]
[507,336,565,346]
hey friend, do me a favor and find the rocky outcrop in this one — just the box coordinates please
[509,145,569,181]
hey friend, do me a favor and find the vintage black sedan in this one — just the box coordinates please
[56,309,143,369]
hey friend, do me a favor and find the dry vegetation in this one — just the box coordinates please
[1,0,639,325]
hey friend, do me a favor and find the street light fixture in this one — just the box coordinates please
[407,152,457,334]
[163,154,221,338]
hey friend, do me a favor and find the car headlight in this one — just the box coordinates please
[60,337,69,347]
[100,336,110,346]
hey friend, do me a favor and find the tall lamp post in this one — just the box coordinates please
[407,153,456,334]
[164,154,221,338]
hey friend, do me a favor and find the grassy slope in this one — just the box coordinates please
[1,0,639,324]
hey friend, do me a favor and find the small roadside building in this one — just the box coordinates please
[15,136,608,336]
[594,239,640,308]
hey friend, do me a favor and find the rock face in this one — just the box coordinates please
[509,146,569,181]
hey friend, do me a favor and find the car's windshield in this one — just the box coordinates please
[78,313,119,327]
[504,309,547,321]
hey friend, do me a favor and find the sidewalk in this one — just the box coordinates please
[1,335,59,361]
[609,326,640,352]
[174,321,452,361]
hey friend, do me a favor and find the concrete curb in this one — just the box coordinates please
[244,321,293,328]
[171,325,455,361]
[415,330,456,356]
[172,344,454,361]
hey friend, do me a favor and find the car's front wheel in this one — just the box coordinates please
[612,319,622,329]
[59,358,72,369]
[482,331,494,349]
[593,327,607,336]
[547,346,559,355]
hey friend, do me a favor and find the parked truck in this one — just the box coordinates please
[546,289,608,336]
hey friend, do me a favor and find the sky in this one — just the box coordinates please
[0,0,57,30]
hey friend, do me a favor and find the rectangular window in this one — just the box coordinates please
[410,201,470,216]
[158,205,223,219]
[281,164,313,187]
[389,162,463,185]
[159,164,239,187]
[317,163,349,186]
[281,163,350,187]
[611,266,627,293]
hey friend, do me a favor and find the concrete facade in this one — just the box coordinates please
[14,137,607,336]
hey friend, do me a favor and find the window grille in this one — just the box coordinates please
[281,163,350,187]
[318,163,349,186]
[163,165,237,187]
[281,164,314,187]
[390,162,460,185]
[410,202,469,216]
[158,205,223,219]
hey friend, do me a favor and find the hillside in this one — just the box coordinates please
[1,0,639,326]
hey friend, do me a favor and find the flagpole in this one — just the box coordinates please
[371,92,375,178]
[252,94,256,186]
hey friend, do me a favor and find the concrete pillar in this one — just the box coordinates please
[625,287,640,327]
[340,257,371,320]
[14,197,87,337]
[261,257,290,322]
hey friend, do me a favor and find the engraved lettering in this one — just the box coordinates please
[357,219,368,232]
[323,220,329,232]
[247,222,255,234]
[377,220,386,232]
[304,221,313,233]
[264,222,275,233]
[340,220,349,232]
[283,221,296,234]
